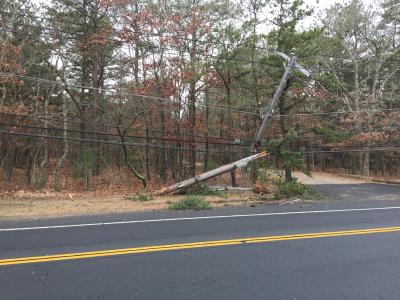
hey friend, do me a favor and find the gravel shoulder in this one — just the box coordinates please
[0,191,267,221]
[2,172,400,221]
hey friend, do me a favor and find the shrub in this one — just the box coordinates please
[169,196,211,210]
[127,193,153,202]
[255,169,277,194]
[274,178,319,200]
[186,184,226,197]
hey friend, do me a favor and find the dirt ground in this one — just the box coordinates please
[0,172,384,221]
[294,172,368,185]
[0,190,275,221]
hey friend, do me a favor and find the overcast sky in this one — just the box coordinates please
[33,0,374,9]
[302,0,375,28]
[32,0,375,29]
[305,0,374,10]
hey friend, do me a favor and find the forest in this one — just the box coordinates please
[1,0,399,192]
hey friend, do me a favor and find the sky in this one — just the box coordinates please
[305,0,374,10]
[301,0,375,28]
[33,0,374,9]
[32,0,376,30]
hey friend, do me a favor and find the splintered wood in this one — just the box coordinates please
[155,152,268,196]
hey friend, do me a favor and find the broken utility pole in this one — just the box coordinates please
[155,152,268,196]
[253,57,296,150]
[253,54,310,151]
[155,53,310,196]
[249,54,310,183]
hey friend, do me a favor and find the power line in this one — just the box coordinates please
[0,112,262,143]
[3,71,400,118]
[0,121,252,147]
[3,126,399,155]
[305,147,400,154]
[4,112,400,150]
[5,111,400,148]
[0,71,264,116]
[0,130,247,155]
[273,108,400,117]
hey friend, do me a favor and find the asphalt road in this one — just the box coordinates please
[1,183,400,299]
[312,182,400,201]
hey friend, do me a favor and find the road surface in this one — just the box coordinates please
[296,172,400,201]
[1,182,400,299]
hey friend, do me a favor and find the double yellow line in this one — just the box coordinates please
[1,226,400,266]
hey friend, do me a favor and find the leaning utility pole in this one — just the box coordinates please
[155,53,310,195]
[253,57,296,150]
[253,54,310,151]
[249,54,310,182]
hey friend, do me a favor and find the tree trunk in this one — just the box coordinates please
[159,110,167,182]
[285,167,293,182]
[361,147,370,177]
[145,127,151,180]
[39,94,50,188]
[381,153,385,176]
[117,125,146,190]
[279,96,293,182]
[55,97,69,192]
[3,142,15,182]
[204,91,210,172]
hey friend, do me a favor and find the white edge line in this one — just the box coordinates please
[1,206,400,232]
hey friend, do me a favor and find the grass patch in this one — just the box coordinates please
[186,184,226,197]
[169,196,211,210]
[127,193,154,202]
[274,178,319,200]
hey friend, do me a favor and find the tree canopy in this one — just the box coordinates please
[1,0,399,191]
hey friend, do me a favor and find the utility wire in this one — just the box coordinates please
[4,111,400,147]
[0,122,252,147]
[305,147,400,154]
[274,108,400,117]
[0,130,247,155]
[2,72,400,118]
[0,71,263,116]
[2,129,399,155]
[0,112,263,143]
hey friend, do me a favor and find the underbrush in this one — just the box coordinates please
[255,169,277,194]
[185,184,226,197]
[168,196,211,210]
[273,178,319,200]
[126,193,154,202]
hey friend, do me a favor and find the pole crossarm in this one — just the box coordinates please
[276,52,311,78]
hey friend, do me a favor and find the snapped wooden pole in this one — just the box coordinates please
[253,54,310,151]
[155,151,268,196]
[155,54,310,196]
[253,57,296,150]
